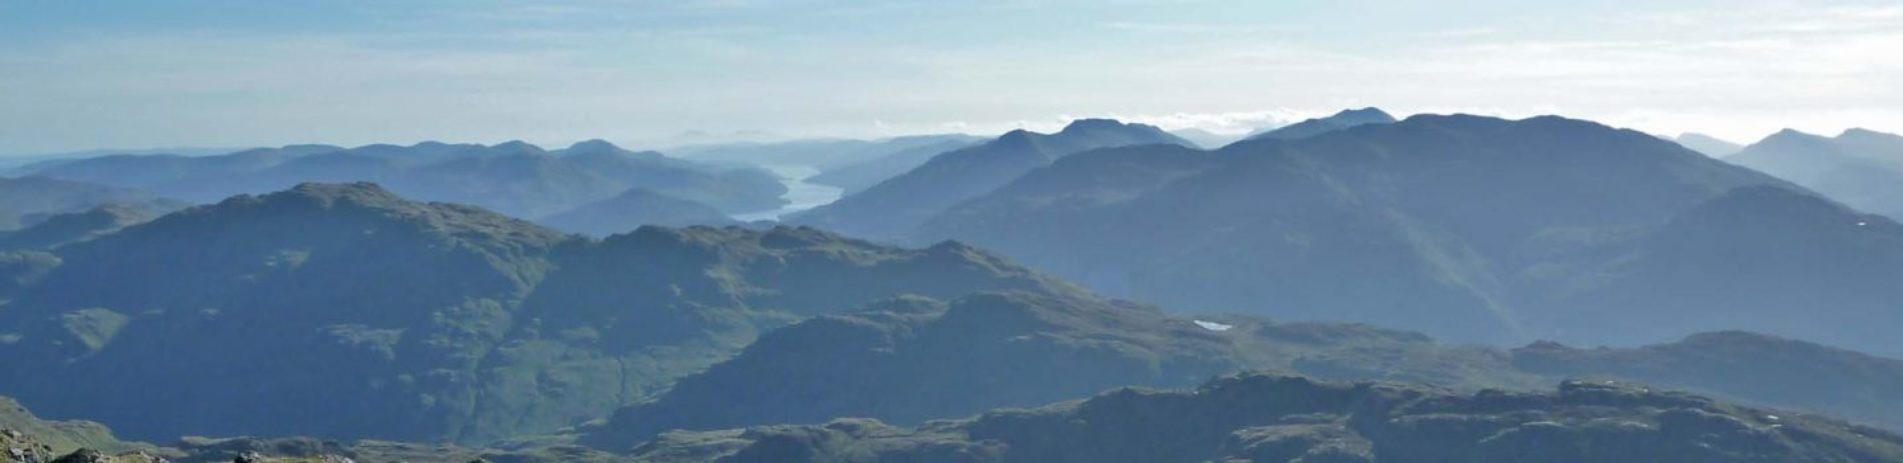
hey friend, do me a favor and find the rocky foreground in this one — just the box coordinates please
[9,371,1903,462]
[630,373,1903,463]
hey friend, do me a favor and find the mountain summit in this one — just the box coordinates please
[1245,107,1397,140]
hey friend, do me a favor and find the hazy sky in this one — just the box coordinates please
[2,0,1900,154]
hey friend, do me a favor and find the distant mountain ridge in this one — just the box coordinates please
[15,140,788,220]
[1244,107,1397,140]
[5,182,1903,459]
[537,188,740,236]
[805,136,986,194]
[788,119,1193,239]
[1727,128,1903,219]
[1674,132,1745,157]
[0,176,184,230]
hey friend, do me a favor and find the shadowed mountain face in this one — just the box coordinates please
[629,373,1903,463]
[17,140,788,219]
[0,176,183,230]
[1244,107,1397,140]
[787,119,1193,240]
[911,115,1903,350]
[1531,186,1903,353]
[0,183,1080,445]
[1728,128,1903,220]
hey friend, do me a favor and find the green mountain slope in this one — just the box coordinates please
[0,183,1076,445]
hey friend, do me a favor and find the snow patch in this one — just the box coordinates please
[1193,320,1233,332]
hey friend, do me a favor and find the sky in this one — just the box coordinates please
[2,0,1900,154]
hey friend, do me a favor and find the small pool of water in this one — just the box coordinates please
[731,164,844,222]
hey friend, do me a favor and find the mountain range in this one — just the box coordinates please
[0,183,1078,444]
[0,176,183,231]
[1727,128,1903,220]
[5,110,1902,462]
[871,114,1903,355]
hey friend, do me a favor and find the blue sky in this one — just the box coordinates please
[2,0,1900,154]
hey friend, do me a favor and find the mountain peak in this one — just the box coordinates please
[1837,127,1903,143]
[491,140,546,155]
[1328,107,1397,124]
[1058,118,1132,132]
[1764,128,1823,141]
[270,182,408,209]
[564,139,623,154]
[1247,107,1399,140]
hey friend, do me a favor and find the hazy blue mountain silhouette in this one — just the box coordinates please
[1728,128,1903,219]
[1674,132,1744,157]
[19,140,788,219]
[1244,107,1397,140]
[788,119,1192,239]
[913,114,1902,353]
